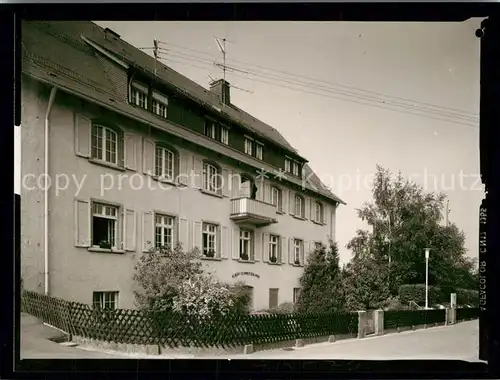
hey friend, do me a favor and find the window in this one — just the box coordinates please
[293,239,303,265]
[244,137,253,155]
[220,126,229,145]
[269,288,279,309]
[152,92,168,118]
[152,100,167,118]
[204,120,216,139]
[93,291,118,310]
[255,142,263,160]
[293,288,301,304]
[314,202,323,223]
[130,84,148,109]
[294,195,304,218]
[203,162,221,194]
[155,146,174,180]
[239,229,252,260]
[92,125,119,165]
[269,234,280,262]
[292,162,299,176]
[92,203,118,249]
[155,214,174,249]
[202,223,217,257]
[271,187,282,212]
[284,158,291,173]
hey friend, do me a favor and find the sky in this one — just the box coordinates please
[15,19,484,264]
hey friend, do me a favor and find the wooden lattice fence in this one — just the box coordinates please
[21,290,358,348]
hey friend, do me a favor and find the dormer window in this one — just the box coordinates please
[220,126,229,145]
[152,91,168,119]
[292,162,300,176]
[130,82,148,110]
[255,142,264,160]
[285,158,292,173]
[244,136,254,156]
[204,120,216,139]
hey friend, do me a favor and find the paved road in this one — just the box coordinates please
[226,320,481,361]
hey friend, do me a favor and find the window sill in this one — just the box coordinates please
[267,261,282,266]
[238,259,256,264]
[292,215,306,221]
[152,176,177,186]
[201,257,222,261]
[200,189,223,198]
[312,220,324,226]
[89,158,126,172]
[292,263,304,267]
[276,210,286,215]
[88,247,125,254]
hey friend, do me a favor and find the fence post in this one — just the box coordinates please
[373,310,384,336]
[357,311,367,339]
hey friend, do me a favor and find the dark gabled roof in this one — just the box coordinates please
[21,20,345,205]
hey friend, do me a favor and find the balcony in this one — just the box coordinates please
[230,197,278,227]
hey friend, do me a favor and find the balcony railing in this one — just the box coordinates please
[230,197,278,227]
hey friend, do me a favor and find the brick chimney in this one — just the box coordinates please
[209,79,231,105]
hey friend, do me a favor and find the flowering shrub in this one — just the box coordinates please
[172,273,235,319]
[133,244,203,311]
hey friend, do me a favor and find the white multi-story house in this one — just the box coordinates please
[20,21,345,311]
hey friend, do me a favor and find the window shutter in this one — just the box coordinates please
[253,231,261,261]
[255,180,264,202]
[74,114,91,158]
[178,218,190,252]
[74,199,90,247]
[231,171,240,198]
[221,226,229,259]
[288,237,294,264]
[142,138,155,176]
[118,132,125,168]
[281,236,287,264]
[310,200,315,221]
[232,228,240,260]
[193,221,202,251]
[178,150,190,186]
[124,133,137,170]
[262,233,270,262]
[141,211,154,252]
[282,189,288,213]
[222,169,230,197]
[192,157,203,189]
[289,192,295,215]
[124,209,136,251]
[304,197,310,220]
[263,183,271,204]
[331,207,336,240]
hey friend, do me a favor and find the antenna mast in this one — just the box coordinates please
[153,39,159,76]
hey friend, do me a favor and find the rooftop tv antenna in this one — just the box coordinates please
[213,37,254,98]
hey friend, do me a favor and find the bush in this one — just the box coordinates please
[228,281,252,315]
[398,284,441,307]
[268,302,296,314]
[456,288,479,306]
[381,296,410,311]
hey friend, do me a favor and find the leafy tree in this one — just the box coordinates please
[347,165,474,297]
[296,240,345,313]
[342,255,390,310]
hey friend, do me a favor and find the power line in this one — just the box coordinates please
[158,41,479,119]
[158,55,478,129]
[156,49,478,124]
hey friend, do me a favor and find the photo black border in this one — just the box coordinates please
[2,3,499,379]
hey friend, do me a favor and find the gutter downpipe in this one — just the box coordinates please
[44,87,58,295]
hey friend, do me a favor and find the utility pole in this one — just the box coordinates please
[424,248,430,310]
